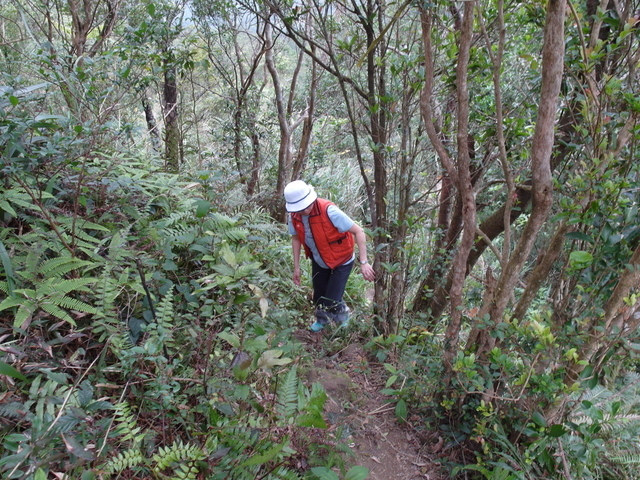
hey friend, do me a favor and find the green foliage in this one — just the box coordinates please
[0,252,98,329]
[0,136,350,479]
[311,465,370,480]
[0,376,112,479]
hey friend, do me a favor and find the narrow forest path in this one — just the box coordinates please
[294,329,446,480]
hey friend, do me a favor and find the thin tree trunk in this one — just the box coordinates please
[440,0,476,374]
[512,221,572,321]
[485,0,565,328]
[265,11,310,220]
[142,95,161,153]
[163,63,181,172]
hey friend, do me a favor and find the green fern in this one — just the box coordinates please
[112,402,146,446]
[152,439,205,480]
[609,453,640,465]
[104,404,207,480]
[296,382,328,428]
[16,255,95,283]
[277,365,299,422]
[143,286,179,355]
[0,401,27,421]
[0,251,99,329]
[92,263,131,345]
[91,230,139,346]
[563,373,640,476]
[0,277,98,328]
[154,285,175,333]
[102,448,146,474]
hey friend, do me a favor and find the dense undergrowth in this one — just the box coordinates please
[2,91,640,480]
[0,105,374,479]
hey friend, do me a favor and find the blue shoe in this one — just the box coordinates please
[310,321,325,332]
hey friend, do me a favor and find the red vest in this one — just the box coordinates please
[291,198,355,269]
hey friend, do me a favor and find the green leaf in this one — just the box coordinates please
[0,296,22,312]
[239,442,285,467]
[0,200,17,217]
[40,302,76,325]
[258,349,293,369]
[395,399,407,421]
[569,251,593,267]
[548,424,567,438]
[345,466,370,480]
[217,331,241,348]
[220,244,237,267]
[14,303,36,329]
[81,470,96,480]
[565,231,594,243]
[385,375,398,388]
[61,433,95,461]
[296,413,327,429]
[531,412,547,427]
[195,200,211,218]
[0,361,26,381]
[311,467,340,480]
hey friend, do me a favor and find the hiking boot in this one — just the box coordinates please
[334,305,351,327]
[310,308,331,332]
[309,321,325,332]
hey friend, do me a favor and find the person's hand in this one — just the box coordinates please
[293,267,301,285]
[360,262,375,282]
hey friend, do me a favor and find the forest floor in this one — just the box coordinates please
[294,327,448,480]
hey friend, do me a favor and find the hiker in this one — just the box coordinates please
[284,180,375,332]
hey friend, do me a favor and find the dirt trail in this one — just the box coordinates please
[296,330,445,480]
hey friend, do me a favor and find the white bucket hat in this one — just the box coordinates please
[284,180,318,212]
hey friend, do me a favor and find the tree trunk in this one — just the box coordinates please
[440,0,476,374]
[265,11,312,221]
[163,63,181,172]
[291,58,317,181]
[142,94,161,153]
[483,0,565,338]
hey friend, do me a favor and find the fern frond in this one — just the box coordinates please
[571,413,640,432]
[158,210,193,229]
[39,277,96,295]
[224,227,250,243]
[306,382,328,414]
[609,453,640,465]
[58,216,110,234]
[112,402,146,446]
[21,250,41,282]
[40,302,75,324]
[151,439,205,471]
[92,263,122,338]
[0,295,23,311]
[13,301,36,328]
[52,295,98,314]
[206,212,237,230]
[155,286,175,331]
[102,448,146,474]
[0,401,28,421]
[277,366,299,422]
[622,371,640,385]
[36,256,95,278]
[270,466,303,480]
[101,227,132,263]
